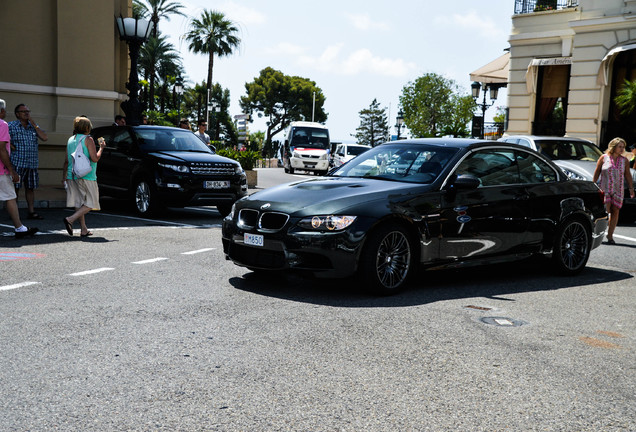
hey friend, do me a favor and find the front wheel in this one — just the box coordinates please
[552,219,591,275]
[358,223,415,295]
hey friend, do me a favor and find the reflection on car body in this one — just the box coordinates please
[223,138,608,295]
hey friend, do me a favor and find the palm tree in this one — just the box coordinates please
[615,79,636,116]
[133,0,185,38]
[139,33,181,111]
[185,9,241,119]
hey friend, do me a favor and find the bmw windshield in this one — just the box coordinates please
[331,143,459,183]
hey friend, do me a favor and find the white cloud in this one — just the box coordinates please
[221,2,267,25]
[434,10,507,40]
[297,44,416,77]
[346,13,390,31]
[266,42,306,57]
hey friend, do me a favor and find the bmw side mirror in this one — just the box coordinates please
[453,174,481,190]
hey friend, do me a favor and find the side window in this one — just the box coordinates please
[456,149,519,186]
[517,138,531,148]
[516,151,558,183]
[113,129,133,153]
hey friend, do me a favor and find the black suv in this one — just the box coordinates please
[90,125,247,216]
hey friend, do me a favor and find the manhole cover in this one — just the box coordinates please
[480,316,527,327]
[0,252,45,261]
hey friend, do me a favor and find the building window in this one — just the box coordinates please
[532,65,570,136]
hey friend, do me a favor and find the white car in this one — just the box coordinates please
[332,143,371,167]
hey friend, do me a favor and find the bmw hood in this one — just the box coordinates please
[241,177,427,215]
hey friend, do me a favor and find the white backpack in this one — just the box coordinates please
[72,135,92,178]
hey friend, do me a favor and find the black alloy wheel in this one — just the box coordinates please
[552,219,591,275]
[359,223,414,295]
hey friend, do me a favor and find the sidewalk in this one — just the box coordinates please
[13,185,68,210]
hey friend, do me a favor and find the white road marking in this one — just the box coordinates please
[613,234,636,243]
[181,248,216,255]
[0,281,41,291]
[132,257,169,264]
[69,268,115,276]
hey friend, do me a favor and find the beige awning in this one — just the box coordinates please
[525,56,572,94]
[597,43,636,86]
[470,52,510,84]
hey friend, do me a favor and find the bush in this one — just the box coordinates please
[216,148,260,170]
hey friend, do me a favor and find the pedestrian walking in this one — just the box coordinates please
[194,120,210,145]
[62,116,105,237]
[8,103,48,219]
[0,99,38,238]
[593,137,635,244]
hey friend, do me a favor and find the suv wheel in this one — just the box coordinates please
[133,179,159,216]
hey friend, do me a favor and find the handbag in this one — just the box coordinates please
[72,135,92,178]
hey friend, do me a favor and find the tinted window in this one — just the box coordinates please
[133,129,212,152]
[113,129,133,152]
[456,149,519,186]
[516,151,558,183]
[347,146,370,156]
[536,139,602,161]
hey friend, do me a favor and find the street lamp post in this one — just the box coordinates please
[116,16,153,126]
[395,110,404,140]
[174,77,184,122]
[471,81,500,139]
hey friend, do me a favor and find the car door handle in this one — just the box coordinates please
[514,192,530,200]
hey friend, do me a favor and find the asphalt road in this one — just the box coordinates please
[0,168,634,431]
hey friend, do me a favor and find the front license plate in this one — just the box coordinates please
[244,233,264,247]
[204,180,230,189]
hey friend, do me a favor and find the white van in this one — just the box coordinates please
[332,143,371,168]
[283,121,330,175]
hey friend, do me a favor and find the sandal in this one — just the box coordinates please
[63,217,73,236]
[28,212,44,220]
[80,231,93,237]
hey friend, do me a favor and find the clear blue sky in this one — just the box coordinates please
[160,0,513,142]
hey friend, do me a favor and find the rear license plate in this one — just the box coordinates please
[244,233,264,247]
[204,180,230,189]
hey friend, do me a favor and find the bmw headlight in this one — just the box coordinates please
[158,163,190,173]
[297,215,357,231]
[561,168,586,180]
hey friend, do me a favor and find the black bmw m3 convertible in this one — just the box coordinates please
[222,138,608,294]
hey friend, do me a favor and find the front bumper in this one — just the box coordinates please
[290,158,330,172]
[155,173,248,206]
[221,217,368,278]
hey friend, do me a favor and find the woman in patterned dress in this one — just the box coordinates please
[593,137,635,244]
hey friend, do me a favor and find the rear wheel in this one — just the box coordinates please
[552,219,591,275]
[132,178,161,216]
[358,223,415,295]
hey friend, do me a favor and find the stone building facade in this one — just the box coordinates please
[0,0,130,185]
[507,0,636,148]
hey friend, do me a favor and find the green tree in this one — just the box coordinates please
[185,9,241,120]
[442,94,476,137]
[240,67,328,146]
[615,79,636,116]
[354,99,389,146]
[493,106,507,124]
[132,0,185,38]
[399,73,474,138]
[139,33,181,111]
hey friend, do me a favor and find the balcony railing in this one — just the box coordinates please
[514,0,579,14]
